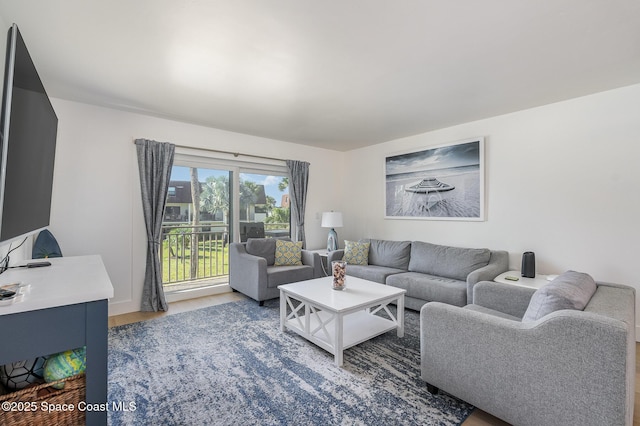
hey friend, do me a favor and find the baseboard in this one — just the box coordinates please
[165,283,231,303]
[108,299,136,317]
[636,325,640,342]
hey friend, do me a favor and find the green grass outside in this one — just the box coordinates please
[161,238,229,284]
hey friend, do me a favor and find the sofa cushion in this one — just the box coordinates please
[342,240,370,265]
[274,240,303,266]
[522,271,597,322]
[367,239,411,270]
[345,264,405,284]
[464,304,521,322]
[246,238,277,265]
[408,241,490,281]
[266,265,314,288]
[387,272,467,307]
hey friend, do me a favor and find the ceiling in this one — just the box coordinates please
[0,1,639,151]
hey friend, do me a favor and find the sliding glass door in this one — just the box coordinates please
[160,159,290,293]
[161,166,231,291]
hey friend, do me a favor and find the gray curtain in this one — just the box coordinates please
[135,139,175,312]
[286,160,310,248]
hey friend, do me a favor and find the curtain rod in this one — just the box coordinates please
[133,140,286,163]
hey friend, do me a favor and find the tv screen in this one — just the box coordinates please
[0,24,58,244]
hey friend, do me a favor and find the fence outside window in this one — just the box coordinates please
[160,222,289,287]
[161,223,229,286]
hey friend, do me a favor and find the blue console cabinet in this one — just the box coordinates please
[0,256,113,425]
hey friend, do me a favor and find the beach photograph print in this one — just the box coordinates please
[385,138,484,220]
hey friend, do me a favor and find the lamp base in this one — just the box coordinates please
[327,228,338,252]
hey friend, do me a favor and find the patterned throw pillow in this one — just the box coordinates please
[342,240,370,266]
[274,240,303,266]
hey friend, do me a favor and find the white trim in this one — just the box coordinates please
[175,147,285,169]
[165,283,232,303]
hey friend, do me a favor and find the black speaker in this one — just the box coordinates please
[521,252,536,278]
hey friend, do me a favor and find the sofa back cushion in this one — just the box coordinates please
[408,241,490,281]
[246,238,284,266]
[367,239,411,270]
[522,271,597,322]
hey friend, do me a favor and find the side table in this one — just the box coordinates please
[307,249,329,276]
[494,270,552,290]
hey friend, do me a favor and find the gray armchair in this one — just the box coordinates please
[229,238,322,305]
[420,277,635,426]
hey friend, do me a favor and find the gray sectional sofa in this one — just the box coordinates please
[420,272,636,426]
[327,239,508,310]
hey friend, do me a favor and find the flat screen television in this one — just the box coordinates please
[0,24,58,244]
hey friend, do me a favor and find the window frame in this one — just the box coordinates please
[172,149,289,243]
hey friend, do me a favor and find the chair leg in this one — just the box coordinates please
[426,383,439,395]
[259,300,264,306]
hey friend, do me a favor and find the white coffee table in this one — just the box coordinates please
[279,276,405,367]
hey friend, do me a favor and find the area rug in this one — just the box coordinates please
[108,299,473,425]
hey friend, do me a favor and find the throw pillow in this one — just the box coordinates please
[342,240,370,265]
[522,270,597,322]
[274,240,303,266]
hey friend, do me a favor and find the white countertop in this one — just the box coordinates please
[0,255,114,316]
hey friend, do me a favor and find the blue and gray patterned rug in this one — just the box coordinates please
[108,299,473,425]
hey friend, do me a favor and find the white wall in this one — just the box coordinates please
[48,99,341,316]
[342,83,640,335]
[0,4,637,333]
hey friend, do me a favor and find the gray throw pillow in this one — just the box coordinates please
[522,270,597,322]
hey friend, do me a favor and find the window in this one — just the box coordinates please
[160,153,290,292]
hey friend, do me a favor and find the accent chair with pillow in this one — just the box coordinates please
[229,238,322,305]
[420,271,636,426]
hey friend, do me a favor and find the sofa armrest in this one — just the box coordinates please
[420,302,632,426]
[466,250,509,303]
[301,250,323,278]
[326,249,344,265]
[472,281,536,318]
[229,243,268,300]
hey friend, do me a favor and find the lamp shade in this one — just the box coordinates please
[321,212,343,228]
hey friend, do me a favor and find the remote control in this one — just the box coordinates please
[27,261,51,268]
[504,276,519,281]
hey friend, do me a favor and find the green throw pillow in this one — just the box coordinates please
[342,240,370,265]
[274,240,303,266]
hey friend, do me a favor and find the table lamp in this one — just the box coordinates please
[321,212,343,252]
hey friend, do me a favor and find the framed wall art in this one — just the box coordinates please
[384,137,485,221]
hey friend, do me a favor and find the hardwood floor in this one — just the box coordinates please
[107,292,245,327]
[109,293,640,425]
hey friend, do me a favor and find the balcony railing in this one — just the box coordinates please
[160,223,229,286]
[160,222,290,287]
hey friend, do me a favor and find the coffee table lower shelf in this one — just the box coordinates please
[285,309,398,352]
[280,293,404,366]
